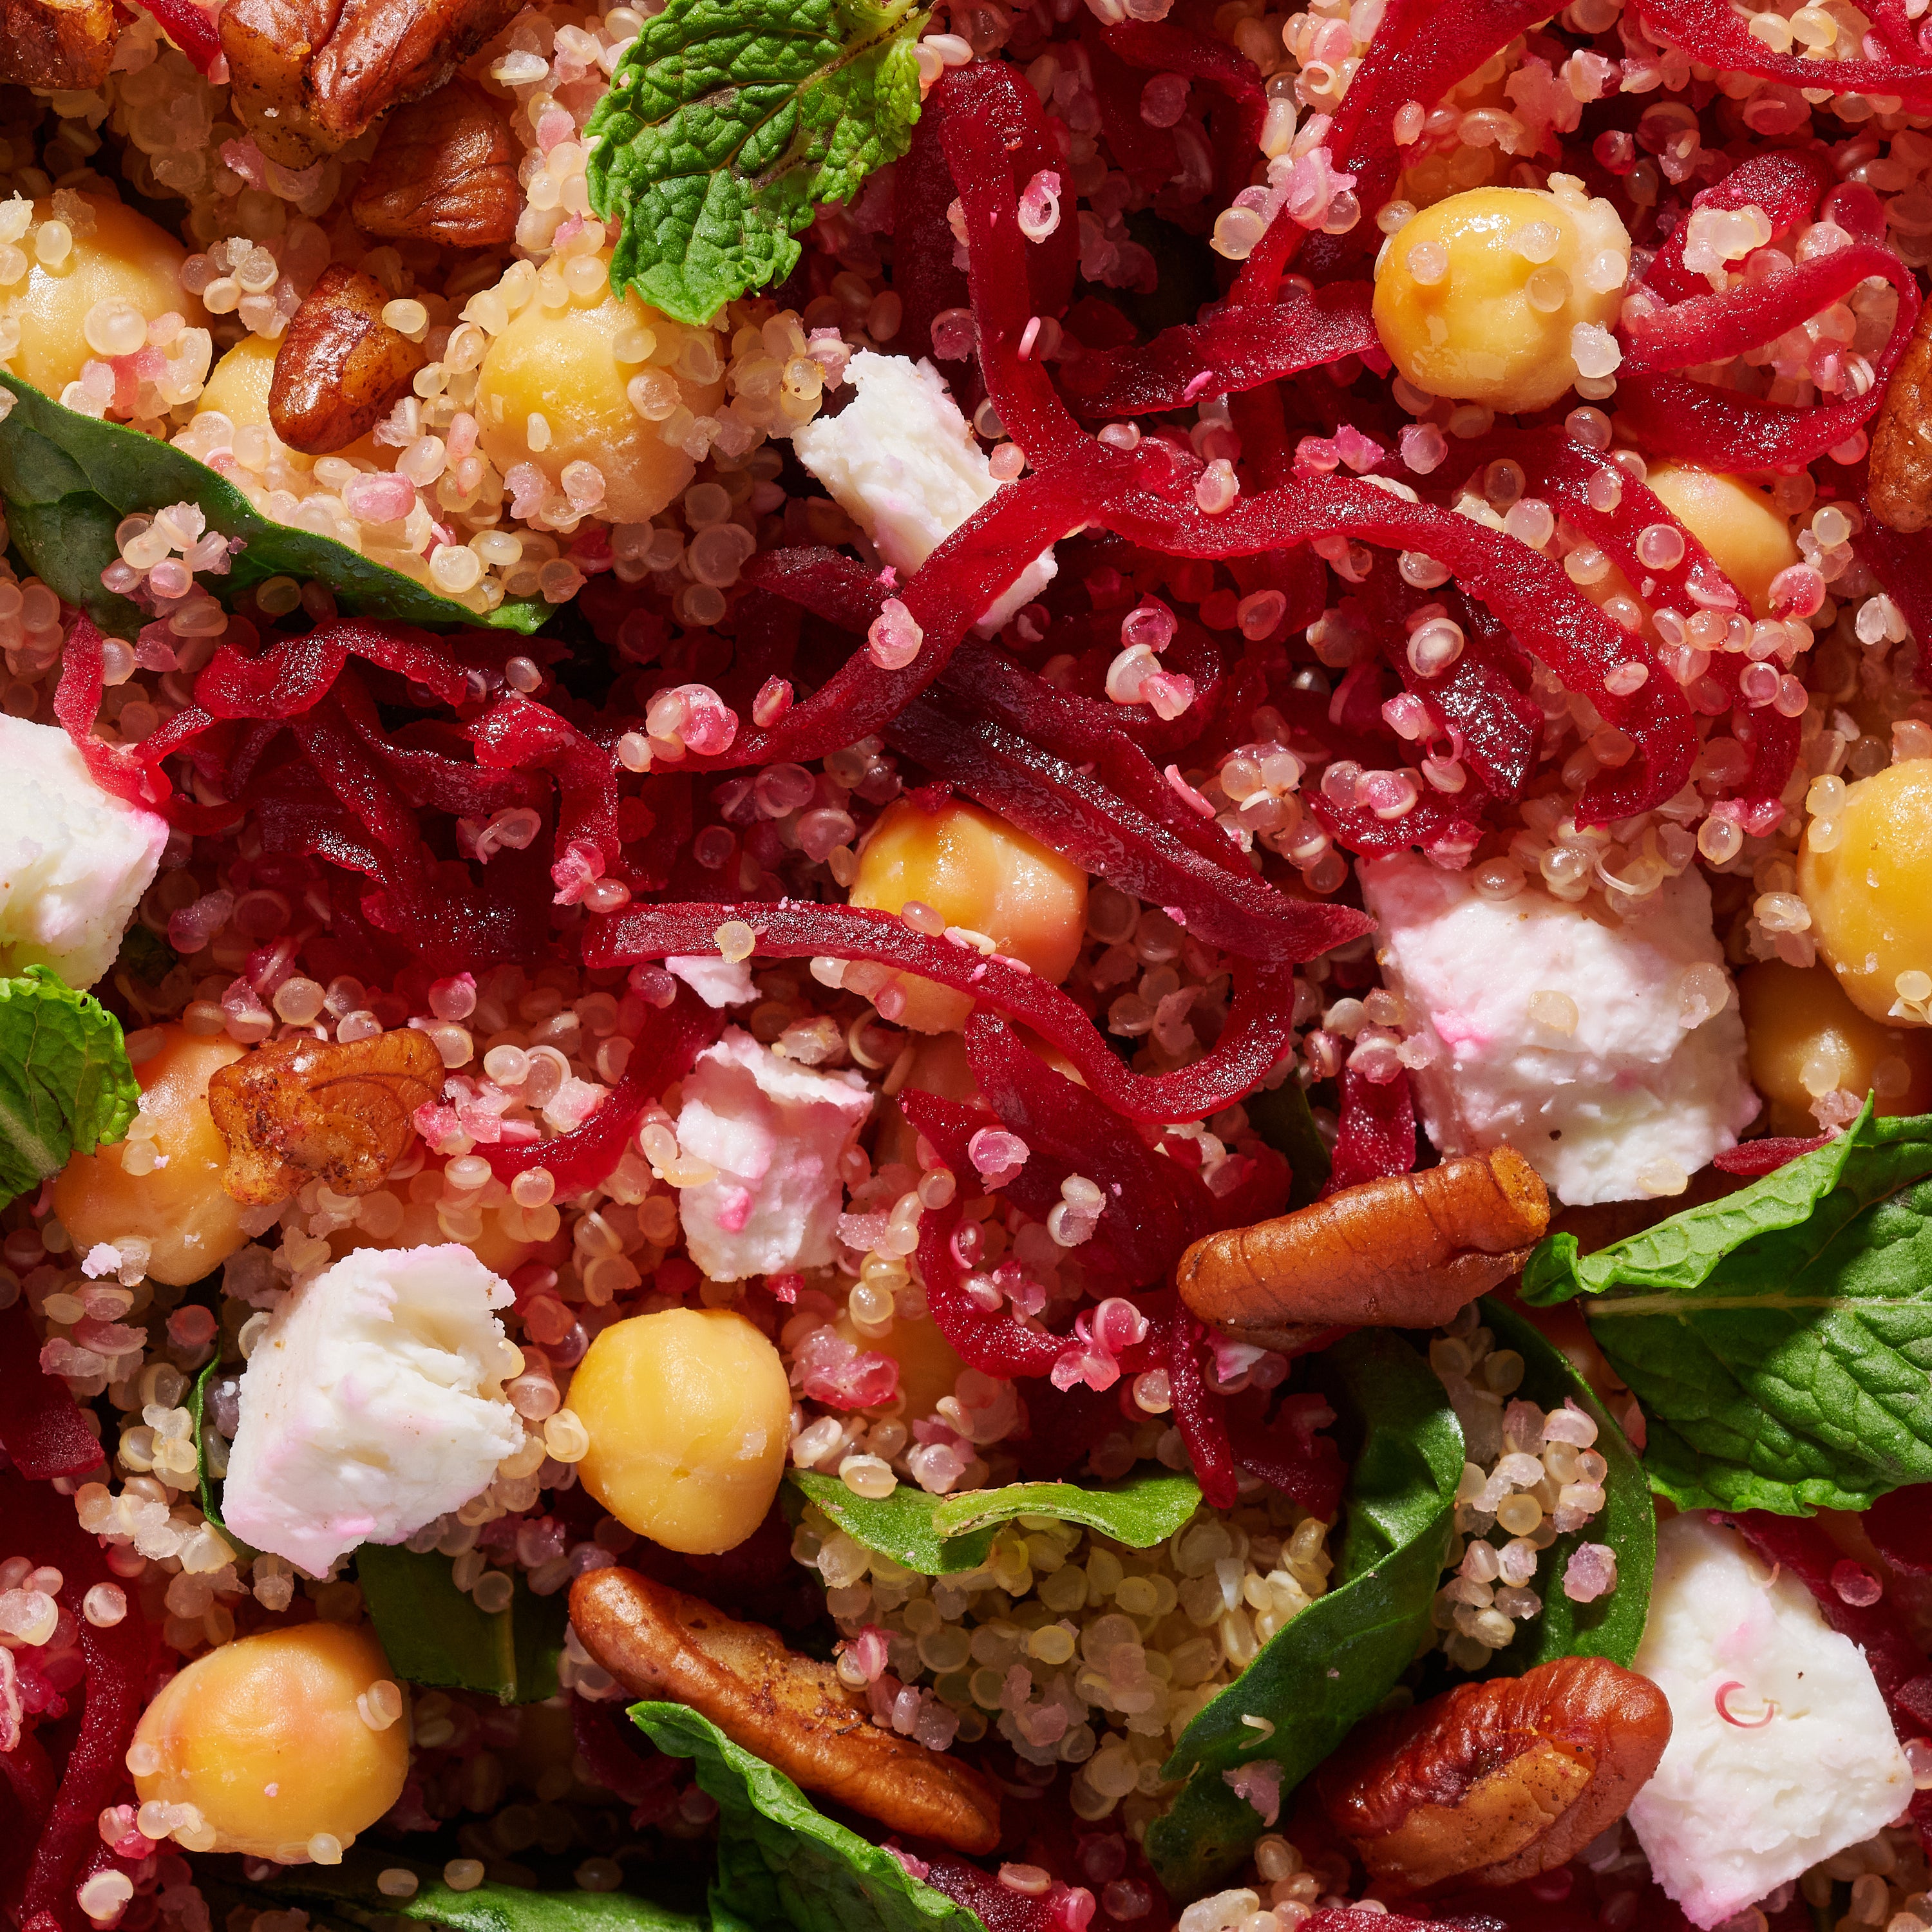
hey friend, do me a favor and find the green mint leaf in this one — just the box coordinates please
[1240,1078,1331,1209]
[1521,1102,1932,1513]
[0,965,140,1209]
[355,1544,566,1704]
[1143,1332,1463,1899]
[187,1356,257,1561]
[0,374,549,637]
[586,0,929,326]
[631,1701,984,1932]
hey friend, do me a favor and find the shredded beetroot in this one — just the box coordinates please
[0,1306,106,1483]
[570,1696,679,1826]
[1165,1304,1238,1511]
[1224,1389,1347,1519]
[1323,1066,1417,1195]
[1863,1485,1932,1577]
[915,1200,1066,1378]
[131,0,222,71]
[1097,15,1265,200]
[1639,149,1839,305]
[1712,1133,1832,1176]
[1634,0,1932,109]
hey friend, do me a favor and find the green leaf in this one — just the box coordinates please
[790,1466,1202,1576]
[187,1354,257,1562]
[632,1701,983,1932]
[354,1542,566,1704]
[0,965,140,1209]
[1143,1332,1463,1899]
[586,0,928,326]
[1520,1102,1932,1514]
[1241,1079,1331,1210]
[0,373,549,637]
[1475,1300,1653,1672]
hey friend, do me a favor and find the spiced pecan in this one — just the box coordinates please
[269,263,426,454]
[351,78,519,248]
[1320,1656,1671,1896]
[206,1026,444,1205]
[569,1567,1003,1856]
[1175,1147,1549,1350]
[1869,296,1932,533]
[0,0,117,90]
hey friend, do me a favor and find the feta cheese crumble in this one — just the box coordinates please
[0,716,168,989]
[792,351,1057,634]
[223,1244,523,1575]
[675,1028,873,1281]
[1629,1513,1913,1929]
[667,953,756,1009]
[1360,855,1758,1205]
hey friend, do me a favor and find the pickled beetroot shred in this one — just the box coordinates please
[571,1696,679,1825]
[1098,15,1264,199]
[1616,373,1891,472]
[1634,0,1932,108]
[1086,35,1180,193]
[1711,1133,1832,1176]
[1166,1305,1238,1510]
[891,82,972,382]
[197,617,472,717]
[1057,285,1378,419]
[587,902,1304,1123]
[133,0,222,70]
[472,692,625,877]
[1310,788,1483,865]
[1323,1065,1417,1194]
[1857,525,1932,661]
[1224,1389,1347,1519]
[1410,602,1542,801]
[916,1200,1067,1377]
[0,1306,105,1483]
[1864,1486,1932,1578]
[1639,149,1837,305]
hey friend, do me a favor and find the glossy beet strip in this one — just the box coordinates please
[1635,0,1932,109]
[1323,1065,1418,1193]
[133,0,222,70]
[914,1197,1067,1378]
[1638,149,1837,305]
[1166,1304,1238,1510]
[586,902,1305,1124]
[1099,15,1265,200]
[0,1304,106,1482]
[196,617,473,716]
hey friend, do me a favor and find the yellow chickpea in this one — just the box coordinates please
[55,1025,249,1286]
[5,196,208,396]
[1373,183,1630,413]
[848,799,1088,1033]
[571,1307,791,1554]
[1644,464,1798,617]
[475,262,726,524]
[193,336,384,476]
[1798,760,1932,1025]
[130,1622,408,1859]
[1739,961,1932,1134]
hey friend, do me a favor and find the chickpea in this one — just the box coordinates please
[1372,182,1630,413]
[848,799,1088,1033]
[837,1311,965,1419]
[130,1622,408,1859]
[1739,961,1932,1133]
[1644,465,1798,617]
[55,1025,249,1286]
[1799,760,1932,1025]
[572,1307,791,1554]
[6,196,208,396]
[475,263,726,524]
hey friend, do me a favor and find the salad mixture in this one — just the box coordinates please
[5,0,1932,1925]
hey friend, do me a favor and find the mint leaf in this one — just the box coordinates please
[1521,1102,1932,1513]
[355,1544,566,1704]
[632,1702,983,1932]
[188,1356,257,1561]
[1242,1078,1331,1209]
[790,1466,1201,1575]
[1143,1332,1463,1899]
[586,0,928,325]
[0,965,140,1209]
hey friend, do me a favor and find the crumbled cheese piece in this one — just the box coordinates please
[1359,856,1758,1205]
[667,954,755,1009]
[0,716,167,989]
[792,350,1057,634]
[1629,1513,1913,1929]
[223,1245,523,1575]
[675,1028,873,1280]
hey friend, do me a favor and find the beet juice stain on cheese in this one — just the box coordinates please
[4,0,1932,1926]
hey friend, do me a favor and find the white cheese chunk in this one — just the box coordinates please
[0,715,168,989]
[792,350,1056,634]
[675,1027,873,1280]
[667,953,755,1009]
[1359,855,1758,1204]
[223,1244,523,1575]
[1630,1513,1914,1929]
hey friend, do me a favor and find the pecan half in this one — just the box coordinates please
[569,1567,1003,1855]
[1176,1148,1549,1350]
[351,78,519,247]
[206,1027,444,1205]
[269,263,426,454]
[1870,296,1932,533]
[0,0,117,89]
[1320,1656,1671,1896]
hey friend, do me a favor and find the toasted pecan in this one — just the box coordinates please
[269,263,426,454]
[1320,1656,1671,1895]
[352,77,519,247]
[1870,296,1932,533]
[1176,1147,1549,1349]
[206,1027,444,1205]
[569,1567,1003,1855]
[0,0,117,89]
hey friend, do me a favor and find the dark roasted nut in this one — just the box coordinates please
[1176,1148,1549,1349]
[269,263,426,453]
[570,1567,1004,1855]
[1870,297,1932,533]
[1320,1656,1671,1895]
[0,0,117,89]
[351,78,520,247]
[207,1027,444,1205]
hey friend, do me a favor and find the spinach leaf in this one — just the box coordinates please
[1522,1103,1932,1514]
[187,1354,257,1562]
[1476,1300,1653,1671]
[1242,1078,1331,1210]
[790,1467,1202,1576]
[632,1701,981,1932]
[585,0,928,326]
[0,966,140,1209]
[0,374,549,636]
[355,1543,566,1704]
[1143,1331,1462,1900]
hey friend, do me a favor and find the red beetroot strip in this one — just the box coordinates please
[0,1305,106,1484]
